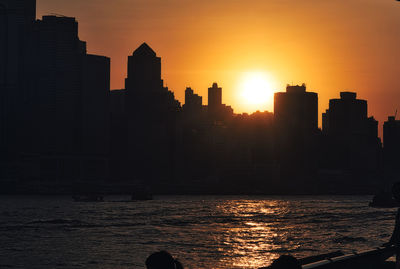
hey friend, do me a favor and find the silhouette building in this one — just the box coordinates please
[208,82,222,113]
[182,87,204,125]
[322,92,368,136]
[320,92,381,182]
[110,43,180,185]
[0,0,36,179]
[206,82,233,122]
[383,116,400,180]
[274,84,319,187]
[184,87,202,112]
[274,84,318,132]
[81,54,110,179]
[23,14,110,181]
[0,0,36,180]
[31,16,87,155]
[126,43,163,92]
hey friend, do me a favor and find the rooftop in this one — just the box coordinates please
[133,42,157,57]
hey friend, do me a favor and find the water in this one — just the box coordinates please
[0,195,396,269]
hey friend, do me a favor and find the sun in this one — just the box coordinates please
[237,71,276,111]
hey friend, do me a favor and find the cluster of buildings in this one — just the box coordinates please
[1,0,110,184]
[1,0,399,194]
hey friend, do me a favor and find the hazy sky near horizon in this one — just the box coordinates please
[37,0,400,129]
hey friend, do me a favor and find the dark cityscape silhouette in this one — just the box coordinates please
[1,0,400,196]
[4,1,400,269]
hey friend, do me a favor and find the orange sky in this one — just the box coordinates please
[37,0,400,131]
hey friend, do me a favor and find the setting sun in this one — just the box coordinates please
[237,71,276,112]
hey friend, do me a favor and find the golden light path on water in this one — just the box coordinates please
[213,200,292,268]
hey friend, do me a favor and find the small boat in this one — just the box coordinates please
[369,193,400,208]
[72,195,104,202]
[131,191,153,201]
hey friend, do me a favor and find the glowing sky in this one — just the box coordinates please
[37,0,400,130]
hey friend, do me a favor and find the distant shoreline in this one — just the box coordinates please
[0,187,377,196]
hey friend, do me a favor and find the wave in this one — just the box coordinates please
[27,219,84,225]
[333,236,367,243]
[0,219,148,231]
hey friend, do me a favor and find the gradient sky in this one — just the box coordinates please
[37,0,400,131]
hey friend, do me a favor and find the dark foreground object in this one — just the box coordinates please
[260,247,395,269]
[146,251,183,269]
[300,247,395,269]
[369,192,400,208]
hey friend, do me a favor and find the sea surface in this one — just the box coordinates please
[0,195,396,269]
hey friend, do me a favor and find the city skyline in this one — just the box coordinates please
[36,0,400,129]
[2,1,400,268]
[1,0,399,194]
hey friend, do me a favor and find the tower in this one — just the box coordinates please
[323,92,368,136]
[274,84,318,133]
[125,42,162,92]
[113,42,180,183]
[0,0,36,169]
[208,82,222,114]
[32,15,86,155]
[273,84,319,184]
[321,91,381,176]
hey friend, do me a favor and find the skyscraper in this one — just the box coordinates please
[321,91,381,176]
[0,0,36,180]
[383,116,400,179]
[274,84,318,133]
[322,92,368,136]
[82,55,110,155]
[208,82,222,113]
[32,16,86,155]
[206,82,233,121]
[0,0,36,156]
[27,15,110,181]
[111,43,180,183]
[125,43,162,92]
[184,87,202,113]
[273,84,319,185]
[125,43,180,116]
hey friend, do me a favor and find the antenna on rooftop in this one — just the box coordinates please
[395,109,398,120]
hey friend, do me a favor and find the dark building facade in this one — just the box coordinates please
[274,84,318,133]
[383,116,400,180]
[273,84,319,187]
[125,43,162,92]
[31,16,86,155]
[111,43,181,186]
[206,82,233,122]
[182,87,204,125]
[320,92,381,184]
[184,87,202,112]
[208,82,222,114]
[0,1,35,145]
[322,92,368,136]
[81,54,110,180]
[82,54,110,156]
[0,0,36,179]
[23,15,111,181]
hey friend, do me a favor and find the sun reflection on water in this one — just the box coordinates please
[214,200,290,268]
